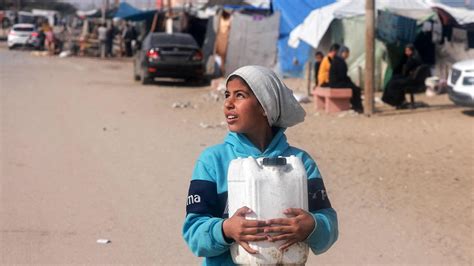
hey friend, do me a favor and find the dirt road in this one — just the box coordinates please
[1,46,472,265]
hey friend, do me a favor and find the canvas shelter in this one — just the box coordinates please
[272,0,336,77]
[288,0,473,90]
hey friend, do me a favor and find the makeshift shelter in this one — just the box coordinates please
[288,0,473,90]
[272,0,336,77]
[114,2,143,20]
[201,4,277,76]
[114,2,157,22]
[225,12,280,74]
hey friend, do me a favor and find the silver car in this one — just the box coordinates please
[7,23,40,49]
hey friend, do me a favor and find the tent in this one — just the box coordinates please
[272,0,336,77]
[114,2,143,19]
[113,2,157,21]
[289,0,433,50]
[225,12,280,74]
[288,0,473,90]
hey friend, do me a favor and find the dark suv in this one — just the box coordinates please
[133,32,205,84]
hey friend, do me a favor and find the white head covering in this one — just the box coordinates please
[226,65,306,128]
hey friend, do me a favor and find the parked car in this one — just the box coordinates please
[447,59,474,107]
[133,32,205,84]
[7,23,40,49]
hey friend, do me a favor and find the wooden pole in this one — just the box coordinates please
[364,0,375,116]
[150,11,158,33]
[306,60,312,96]
[101,0,107,24]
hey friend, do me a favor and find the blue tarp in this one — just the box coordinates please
[114,2,142,19]
[376,10,418,45]
[272,0,335,77]
[114,2,157,21]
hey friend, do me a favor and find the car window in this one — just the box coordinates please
[13,26,34,32]
[150,34,197,47]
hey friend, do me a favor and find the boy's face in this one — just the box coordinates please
[224,78,268,134]
[341,51,350,60]
[315,54,323,62]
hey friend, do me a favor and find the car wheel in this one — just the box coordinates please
[141,68,152,85]
[133,62,141,81]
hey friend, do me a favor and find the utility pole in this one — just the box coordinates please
[364,0,375,116]
[101,0,109,24]
[166,0,173,33]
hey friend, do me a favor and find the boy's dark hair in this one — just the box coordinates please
[340,46,350,54]
[405,43,416,51]
[329,43,340,52]
[315,51,324,57]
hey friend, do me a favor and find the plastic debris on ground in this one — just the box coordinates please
[172,102,195,109]
[59,51,72,58]
[293,92,311,103]
[96,239,111,244]
[199,121,227,129]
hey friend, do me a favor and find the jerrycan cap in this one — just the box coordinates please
[262,157,287,166]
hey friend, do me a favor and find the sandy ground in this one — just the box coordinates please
[1,45,473,265]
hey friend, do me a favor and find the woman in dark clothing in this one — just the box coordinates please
[329,46,364,113]
[382,44,423,108]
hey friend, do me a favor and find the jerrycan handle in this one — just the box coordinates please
[262,157,287,166]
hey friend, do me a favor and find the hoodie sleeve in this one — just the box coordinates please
[301,152,339,255]
[182,158,232,257]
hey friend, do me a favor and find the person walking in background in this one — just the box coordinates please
[105,25,115,57]
[329,46,364,113]
[382,43,423,109]
[98,23,107,59]
[314,51,324,87]
[123,23,137,57]
[44,24,55,55]
[318,43,340,87]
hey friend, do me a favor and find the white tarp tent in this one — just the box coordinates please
[289,0,434,49]
[425,0,474,25]
[289,0,473,50]
[288,1,349,49]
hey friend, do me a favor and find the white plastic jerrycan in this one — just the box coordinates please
[227,156,309,265]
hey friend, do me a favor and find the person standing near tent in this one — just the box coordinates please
[105,24,115,57]
[329,46,364,113]
[98,23,107,58]
[382,44,423,109]
[314,51,324,87]
[182,65,338,265]
[123,23,137,57]
[318,43,340,87]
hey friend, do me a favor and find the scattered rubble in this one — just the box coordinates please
[199,121,227,129]
[172,102,195,109]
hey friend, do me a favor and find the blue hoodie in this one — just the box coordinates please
[183,128,338,265]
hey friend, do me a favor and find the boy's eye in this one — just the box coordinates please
[236,92,245,98]
[224,92,230,98]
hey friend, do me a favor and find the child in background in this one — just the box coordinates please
[183,65,338,265]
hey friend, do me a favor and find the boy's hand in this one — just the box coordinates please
[223,206,267,254]
[264,208,316,251]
